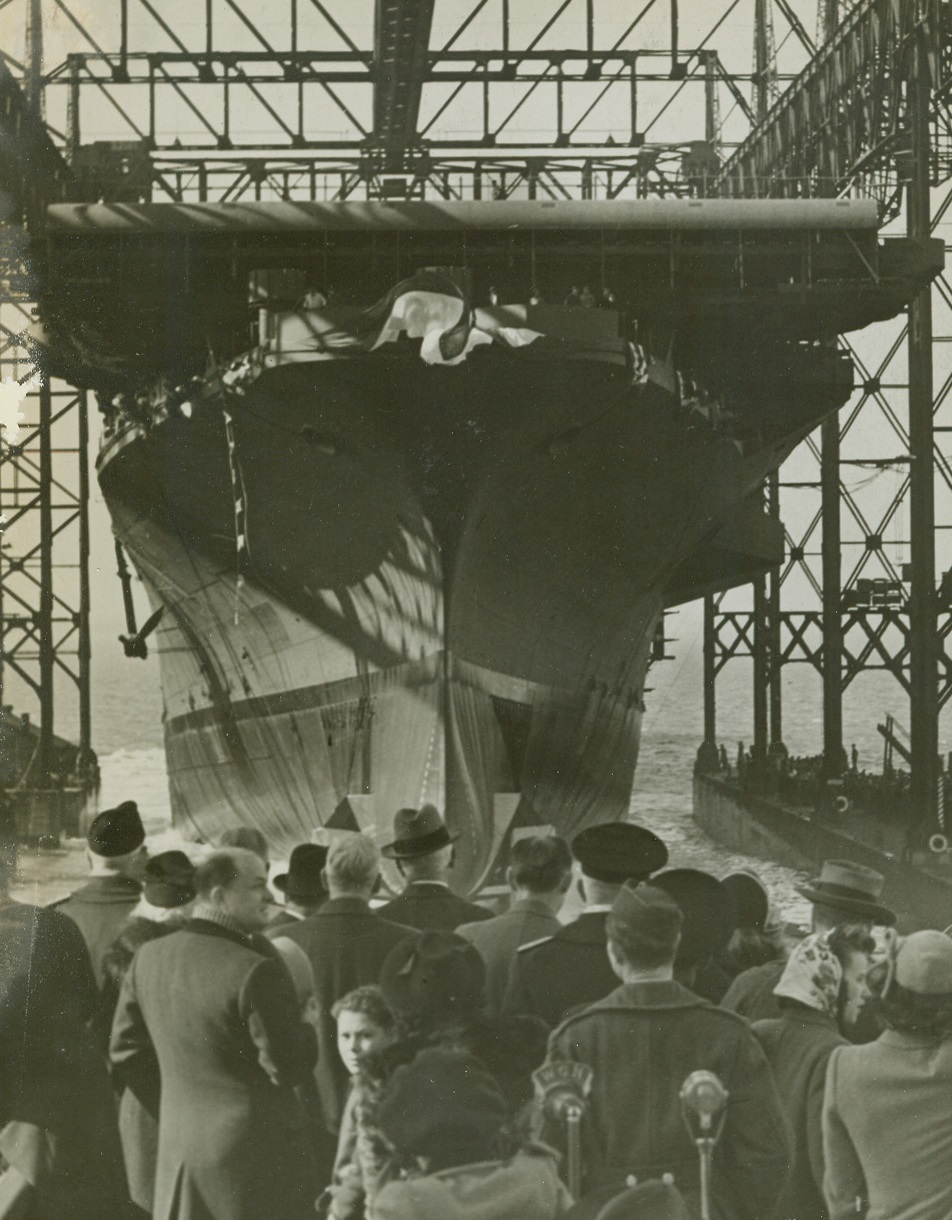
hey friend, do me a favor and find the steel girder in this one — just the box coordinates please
[715,0,951,220]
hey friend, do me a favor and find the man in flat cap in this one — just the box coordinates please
[53,799,148,988]
[377,804,492,931]
[722,858,895,1030]
[543,883,790,1220]
[502,821,668,1027]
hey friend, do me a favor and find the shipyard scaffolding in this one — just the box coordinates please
[699,0,952,867]
[0,0,944,857]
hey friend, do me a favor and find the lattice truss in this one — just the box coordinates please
[0,275,91,759]
[0,0,831,207]
[709,202,952,749]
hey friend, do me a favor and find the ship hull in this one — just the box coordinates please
[98,340,802,889]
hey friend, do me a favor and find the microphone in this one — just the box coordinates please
[680,1070,729,1131]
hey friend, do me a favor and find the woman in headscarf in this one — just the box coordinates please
[752,926,874,1220]
[822,930,952,1220]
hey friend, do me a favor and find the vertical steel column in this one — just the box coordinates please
[77,391,92,767]
[752,574,768,761]
[37,379,54,781]
[703,594,716,749]
[821,411,843,776]
[907,29,939,848]
[767,470,782,747]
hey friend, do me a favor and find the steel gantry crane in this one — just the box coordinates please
[0,0,950,854]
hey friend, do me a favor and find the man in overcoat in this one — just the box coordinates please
[543,882,791,1220]
[273,833,416,1179]
[457,833,572,1015]
[53,800,148,988]
[502,822,668,1026]
[377,804,492,931]
[0,838,128,1220]
[110,847,319,1220]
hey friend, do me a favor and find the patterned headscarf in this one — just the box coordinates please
[773,931,842,1019]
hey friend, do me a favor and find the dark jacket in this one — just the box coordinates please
[377,881,492,932]
[110,918,319,1220]
[546,980,792,1220]
[502,911,617,1027]
[753,1008,846,1220]
[274,897,417,1134]
[53,874,143,988]
[0,901,127,1220]
[457,897,562,1016]
[100,914,185,1214]
[720,959,785,1022]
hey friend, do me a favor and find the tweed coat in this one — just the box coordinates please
[0,901,127,1220]
[274,897,417,1135]
[822,1030,952,1220]
[545,980,791,1220]
[53,874,143,988]
[457,897,562,1015]
[753,1008,847,1220]
[377,881,493,932]
[110,918,319,1220]
[502,911,618,1027]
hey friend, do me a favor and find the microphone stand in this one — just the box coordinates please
[532,1061,594,1200]
[680,1070,729,1220]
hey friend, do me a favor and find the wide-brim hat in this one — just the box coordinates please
[143,850,196,908]
[87,800,145,858]
[381,804,457,860]
[795,859,896,926]
[652,869,738,965]
[272,843,329,900]
[572,822,668,883]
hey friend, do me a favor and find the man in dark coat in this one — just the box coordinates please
[273,834,416,1179]
[0,838,128,1220]
[502,822,668,1026]
[101,850,196,1217]
[543,883,791,1220]
[53,800,148,988]
[110,847,319,1220]
[457,834,572,1015]
[377,804,492,931]
[721,859,895,1029]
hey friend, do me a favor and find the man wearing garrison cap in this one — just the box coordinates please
[52,800,148,988]
[502,821,668,1027]
[543,883,790,1220]
[376,804,493,931]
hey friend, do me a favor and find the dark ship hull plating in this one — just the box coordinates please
[98,322,823,889]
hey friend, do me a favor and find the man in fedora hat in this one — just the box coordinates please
[275,834,418,1184]
[269,843,329,928]
[502,822,668,1027]
[722,858,895,1028]
[53,800,149,988]
[377,804,493,932]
